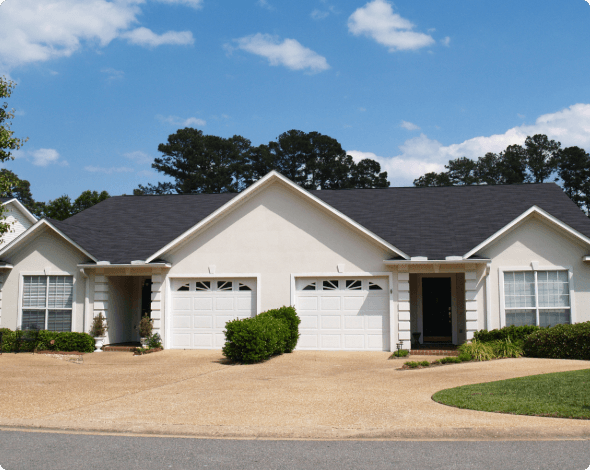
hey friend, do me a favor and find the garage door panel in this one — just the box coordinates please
[193,297,213,310]
[321,335,341,349]
[170,278,256,349]
[295,277,390,351]
[320,296,340,310]
[344,335,364,349]
[172,297,191,310]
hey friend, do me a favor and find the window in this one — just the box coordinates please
[503,270,570,327]
[346,280,362,290]
[322,280,339,290]
[238,283,252,291]
[177,283,190,291]
[195,281,211,291]
[22,275,73,331]
[217,281,233,291]
[369,281,383,291]
[302,281,316,291]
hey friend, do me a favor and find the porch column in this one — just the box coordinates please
[151,273,162,336]
[465,269,478,339]
[397,271,411,349]
[94,272,109,337]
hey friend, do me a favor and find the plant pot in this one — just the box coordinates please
[140,337,149,348]
[94,336,106,352]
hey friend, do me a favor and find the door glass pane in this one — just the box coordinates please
[505,309,536,326]
[539,309,570,327]
[504,272,535,308]
[22,310,45,330]
[48,276,73,309]
[23,276,47,308]
[48,310,72,332]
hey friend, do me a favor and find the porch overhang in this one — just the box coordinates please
[383,258,490,266]
[78,262,172,268]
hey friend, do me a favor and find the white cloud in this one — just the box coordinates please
[348,103,590,186]
[30,148,68,167]
[156,114,207,127]
[257,0,274,11]
[124,150,153,164]
[441,36,451,47]
[311,9,330,20]
[84,166,135,174]
[400,120,420,131]
[233,33,330,73]
[0,0,195,72]
[348,0,435,51]
[101,67,124,81]
[122,27,194,47]
[155,0,203,9]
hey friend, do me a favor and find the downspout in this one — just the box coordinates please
[485,262,492,331]
[80,268,90,333]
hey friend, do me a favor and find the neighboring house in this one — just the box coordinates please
[0,171,589,351]
[0,198,37,245]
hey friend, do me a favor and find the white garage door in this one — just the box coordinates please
[170,278,256,349]
[295,277,390,351]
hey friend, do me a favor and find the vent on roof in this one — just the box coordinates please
[445,256,463,261]
[97,261,111,265]
[131,260,146,265]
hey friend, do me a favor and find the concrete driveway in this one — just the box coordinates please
[1,350,589,439]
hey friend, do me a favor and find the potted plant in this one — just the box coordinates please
[138,315,153,348]
[89,313,108,352]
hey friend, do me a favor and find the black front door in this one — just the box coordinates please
[422,278,452,342]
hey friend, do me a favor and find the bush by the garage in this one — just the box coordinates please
[0,328,94,353]
[258,306,301,352]
[222,313,289,364]
[523,322,590,360]
[473,325,541,343]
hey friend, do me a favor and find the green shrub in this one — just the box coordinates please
[523,322,590,360]
[419,360,430,367]
[490,338,523,358]
[458,340,494,361]
[37,331,60,351]
[147,333,162,349]
[222,313,289,364]
[391,349,410,358]
[440,356,462,364]
[458,352,472,362]
[53,332,95,353]
[404,361,420,368]
[474,325,541,343]
[258,306,300,352]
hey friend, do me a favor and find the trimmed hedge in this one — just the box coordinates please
[0,328,94,353]
[473,325,541,343]
[222,307,302,364]
[258,306,300,353]
[523,322,590,360]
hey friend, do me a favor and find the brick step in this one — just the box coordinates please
[410,349,459,356]
[102,345,138,352]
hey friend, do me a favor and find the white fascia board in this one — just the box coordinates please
[146,170,409,262]
[0,219,98,262]
[463,205,590,259]
[383,259,488,265]
[77,262,172,268]
[2,198,38,223]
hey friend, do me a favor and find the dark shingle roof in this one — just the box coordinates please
[49,182,590,264]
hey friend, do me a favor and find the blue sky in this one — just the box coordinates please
[1,0,589,201]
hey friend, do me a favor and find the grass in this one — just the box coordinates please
[433,369,590,419]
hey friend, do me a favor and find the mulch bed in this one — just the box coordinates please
[133,347,163,356]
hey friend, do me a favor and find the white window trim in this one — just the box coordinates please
[165,273,261,350]
[498,265,575,328]
[290,272,395,352]
[18,271,77,331]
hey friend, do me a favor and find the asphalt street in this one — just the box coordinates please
[0,430,589,470]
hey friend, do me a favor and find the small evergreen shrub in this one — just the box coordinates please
[523,322,590,360]
[0,329,93,353]
[419,360,430,367]
[473,325,540,343]
[258,306,300,352]
[138,315,153,338]
[391,349,410,358]
[458,352,472,362]
[53,332,95,353]
[490,338,524,358]
[404,361,420,368]
[440,356,462,364]
[458,340,494,361]
[222,313,289,364]
[89,313,108,337]
[147,333,162,349]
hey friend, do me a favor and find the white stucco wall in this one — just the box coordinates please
[480,214,590,330]
[164,181,395,315]
[0,227,88,331]
[1,202,34,246]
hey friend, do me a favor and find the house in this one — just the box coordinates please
[0,171,588,351]
[0,197,37,244]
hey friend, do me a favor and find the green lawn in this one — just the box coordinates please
[432,369,590,419]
